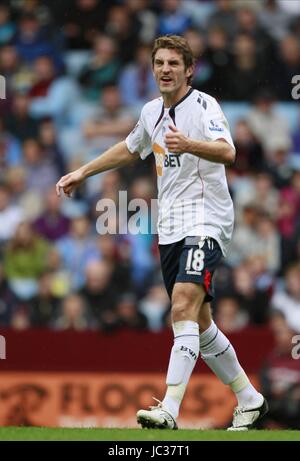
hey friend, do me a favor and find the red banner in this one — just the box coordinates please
[0,328,274,373]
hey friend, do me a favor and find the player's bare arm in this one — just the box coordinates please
[56,141,139,197]
[164,125,235,166]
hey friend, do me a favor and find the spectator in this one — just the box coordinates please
[0,263,18,327]
[0,44,20,82]
[157,0,192,36]
[260,312,300,429]
[104,4,140,64]
[30,271,60,327]
[259,0,290,41]
[79,34,120,102]
[116,293,148,330]
[267,139,293,189]
[5,92,39,142]
[215,296,249,333]
[88,169,122,223]
[127,0,157,44]
[223,33,268,101]
[29,55,57,97]
[251,173,279,218]
[0,4,16,45]
[207,0,237,39]
[3,221,50,300]
[290,15,300,42]
[246,252,275,293]
[232,119,266,174]
[61,0,107,50]
[254,212,281,274]
[44,247,72,299]
[183,28,212,92]
[53,293,96,331]
[119,44,158,110]
[10,304,31,330]
[0,183,24,246]
[203,26,231,99]
[292,114,300,155]
[13,12,64,71]
[82,84,135,151]
[277,169,300,263]
[247,90,291,154]
[91,169,121,204]
[139,283,170,331]
[38,118,66,176]
[5,166,44,221]
[56,215,100,289]
[22,138,59,193]
[0,44,33,114]
[232,171,279,229]
[13,0,53,27]
[34,187,70,242]
[126,177,157,296]
[275,35,300,100]
[277,0,300,17]
[96,234,132,295]
[228,204,259,265]
[232,262,270,325]
[271,263,300,333]
[235,5,275,60]
[29,55,80,128]
[79,260,119,330]
[0,128,22,188]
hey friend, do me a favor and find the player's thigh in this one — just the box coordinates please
[159,239,184,299]
[175,236,223,303]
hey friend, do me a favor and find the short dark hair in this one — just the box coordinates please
[151,35,195,85]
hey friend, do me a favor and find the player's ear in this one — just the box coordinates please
[186,65,194,80]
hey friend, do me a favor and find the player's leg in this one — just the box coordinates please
[136,281,205,429]
[198,303,268,430]
[160,281,205,421]
[137,238,205,429]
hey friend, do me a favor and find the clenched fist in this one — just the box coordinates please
[56,169,85,197]
[164,125,190,154]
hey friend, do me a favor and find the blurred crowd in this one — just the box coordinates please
[0,0,299,354]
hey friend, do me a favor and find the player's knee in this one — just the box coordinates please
[171,302,190,322]
[171,285,201,322]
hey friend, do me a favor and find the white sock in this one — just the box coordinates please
[162,320,199,419]
[236,383,264,408]
[200,321,262,408]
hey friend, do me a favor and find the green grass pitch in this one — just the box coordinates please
[0,427,299,441]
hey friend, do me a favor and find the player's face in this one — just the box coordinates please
[153,48,192,99]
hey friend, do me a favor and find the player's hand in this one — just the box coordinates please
[56,169,85,197]
[164,125,190,154]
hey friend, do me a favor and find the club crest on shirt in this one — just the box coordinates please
[152,142,165,176]
[208,120,224,132]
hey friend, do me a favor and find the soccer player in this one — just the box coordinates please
[56,35,268,431]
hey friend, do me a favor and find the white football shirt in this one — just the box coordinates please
[125,88,235,256]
